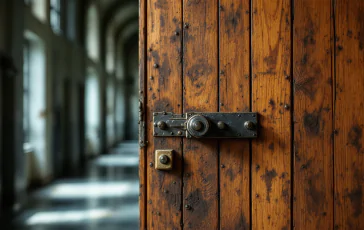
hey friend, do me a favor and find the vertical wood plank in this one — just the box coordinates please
[139,0,146,229]
[182,0,219,229]
[334,0,364,229]
[293,0,334,229]
[219,0,251,229]
[251,0,291,229]
[146,1,183,229]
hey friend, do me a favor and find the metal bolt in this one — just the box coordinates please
[192,120,203,131]
[244,121,255,130]
[153,63,159,68]
[170,132,174,135]
[175,31,179,36]
[284,104,290,110]
[184,23,189,29]
[221,164,225,168]
[149,162,153,167]
[157,121,167,130]
[150,76,154,80]
[177,131,182,135]
[185,204,191,210]
[217,121,225,129]
[159,155,169,164]
[148,48,152,52]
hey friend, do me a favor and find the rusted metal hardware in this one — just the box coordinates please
[153,112,258,139]
[155,149,173,170]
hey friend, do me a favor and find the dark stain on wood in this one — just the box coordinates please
[235,214,249,230]
[268,99,276,110]
[303,18,316,47]
[185,189,209,223]
[303,109,322,136]
[261,169,278,202]
[186,62,213,83]
[348,187,363,218]
[154,0,168,9]
[268,142,274,151]
[305,174,325,214]
[225,168,234,181]
[347,124,363,153]
[154,98,173,112]
[224,3,242,36]
[294,77,318,100]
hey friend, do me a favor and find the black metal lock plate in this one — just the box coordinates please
[153,112,258,139]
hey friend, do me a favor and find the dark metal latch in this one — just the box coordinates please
[153,112,258,139]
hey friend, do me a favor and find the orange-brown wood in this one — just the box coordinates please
[182,0,219,229]
[138,0,146,229]
[334,0,364,228]
[293,0,334,228]
[219,0,251,229]
[251,0,292,229]
[146,1,183,229]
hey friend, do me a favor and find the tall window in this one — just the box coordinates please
[50,0,62,34]
[23,40,31,143]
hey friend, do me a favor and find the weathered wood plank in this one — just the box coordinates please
[146,1,183,229]
[219,0,250,229]
[139,0,146,229]
[251,0,292,229]
[293,0,334,229]
[182,0,219,229]
[334,0,364,228]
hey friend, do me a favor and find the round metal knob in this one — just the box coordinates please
[192,120,203,131]
[217,121,226,129]
[157,121,167,130]
[186,115,210,138]
[244,121,255,130]
[159,155,169,164]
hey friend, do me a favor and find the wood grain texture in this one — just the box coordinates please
[251,0,292,229]
[293,0,334,229]
[146,1,183,229]
[139,0,146,229]
[182,0,219,229]
[334,0,364,229]
[219,0,250,229]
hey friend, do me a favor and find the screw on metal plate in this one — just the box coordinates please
[155,150,173,170]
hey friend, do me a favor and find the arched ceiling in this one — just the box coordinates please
[96,0,138,63]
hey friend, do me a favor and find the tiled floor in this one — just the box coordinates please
[12,142,139,230]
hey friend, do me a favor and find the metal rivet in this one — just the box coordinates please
[148,48,152,52]
[150,76,154,80]
[149,162,153,167]
[157,121,167,130]
[221,164,225,168]
[159,155,169,164]
[244,121,255,130]
[184,23,189,29]
[284,104,290,110]
[217,121,225,129]
[170,132,174,135]
[177,131,182,135]
[185,204,191,210]
[153,63,159,68]
[175,31,179,36]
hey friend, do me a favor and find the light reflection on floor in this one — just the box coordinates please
[13,141,139,230]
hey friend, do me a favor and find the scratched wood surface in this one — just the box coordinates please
[182,0,219,229]
[293,0,334,229]
[219,0,250,229]
[140,0,364,229]
[334,0,364,229]
[251,0,292,229]
[146,0,183,229]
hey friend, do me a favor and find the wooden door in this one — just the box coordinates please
[139,0,364,229]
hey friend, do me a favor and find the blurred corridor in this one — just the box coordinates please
[0,0,140,229]
[13,142,139,230]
